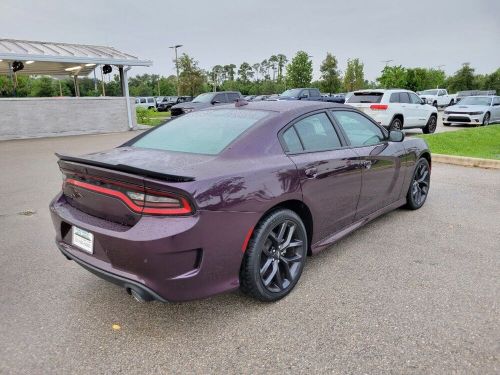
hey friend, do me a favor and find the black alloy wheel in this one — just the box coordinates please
[406,158,430,210]
[423,115,437,134]
[482,112,490,126]
[390,117,403,131]
[240,209,307,301]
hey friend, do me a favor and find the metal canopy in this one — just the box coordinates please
[0,38,152,76]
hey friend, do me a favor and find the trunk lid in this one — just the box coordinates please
[57,147,212,225]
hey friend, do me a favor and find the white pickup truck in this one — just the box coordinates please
[418,89,457,108]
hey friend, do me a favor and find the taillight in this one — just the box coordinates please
[64,178,193,216]
[370,104,388,110]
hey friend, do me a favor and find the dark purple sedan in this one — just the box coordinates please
[50,101,431,302]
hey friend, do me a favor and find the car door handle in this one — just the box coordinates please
[305,167,318,178]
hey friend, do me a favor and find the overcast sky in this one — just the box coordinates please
[1,0,499,81]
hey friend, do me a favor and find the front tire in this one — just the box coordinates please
[422,115,437,134]
[406,158,430,210]
[482,112,490,126]
[240,209,307,302]
[433,101,438,109]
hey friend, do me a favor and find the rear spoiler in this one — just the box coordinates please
[55,153,195,183]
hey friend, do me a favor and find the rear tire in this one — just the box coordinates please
[406,158,430,210]
[389,117,403,131]
[240,209,307,302]
[422,115,437,134]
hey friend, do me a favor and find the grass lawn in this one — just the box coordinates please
[147,110,171,118]
[417,125,500,160]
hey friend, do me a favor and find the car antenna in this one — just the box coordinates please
[235,98,249,107]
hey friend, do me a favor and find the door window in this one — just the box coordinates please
[289,113,341,152]
[140,98,146,104]
[333,111,385,147]
[399,92,411,103]
[409,93,422,104]
[227,93,240,102]
[301,90,309,99]
[213,93,227,103]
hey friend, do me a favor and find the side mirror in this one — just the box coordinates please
[420,99,426,105]
[211,100,220,105]
[388,130,404,142]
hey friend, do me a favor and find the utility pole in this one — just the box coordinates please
[381,59,394,66]
[169,44,183,96]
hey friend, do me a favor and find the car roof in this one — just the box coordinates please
[352,89,413,93]
[213,99,344,115]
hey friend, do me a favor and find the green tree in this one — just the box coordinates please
[286,51,313,88]
[30,76,55,97]
[177,53,206,97]
[224,64,237,81]
[268,55,279,81]
[238,62,253,83]
[377,65,407,89]
[343,58,365,91]
[276,54,288,82]
[319,53,341,94]
[446,63,477,92]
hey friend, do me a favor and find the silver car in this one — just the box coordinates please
[443,96,500,126]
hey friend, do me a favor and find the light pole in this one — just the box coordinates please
[169,44,183,95]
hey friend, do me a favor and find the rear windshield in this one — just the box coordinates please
[347,92,383,103]
[132,109,270,155]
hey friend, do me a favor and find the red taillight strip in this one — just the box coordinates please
[65,178,192,215]
[370,104,388,110]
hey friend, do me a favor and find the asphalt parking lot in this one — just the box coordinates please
[1,131,499,374]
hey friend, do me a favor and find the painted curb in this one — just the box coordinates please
[433,154,500,169]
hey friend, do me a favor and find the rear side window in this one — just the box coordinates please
[148,98,154,103]
[282,127,303,153]
[332,111,385,147]
[140,98,146,103]
[390,93,400,103]
[132,109,269,155]
[292,113,341,152]
[347,92,383,103]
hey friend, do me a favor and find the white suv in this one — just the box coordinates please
[345,89,438,133]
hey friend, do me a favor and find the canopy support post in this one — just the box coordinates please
[120,66,133,130]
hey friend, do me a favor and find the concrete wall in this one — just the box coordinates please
[0,97,137,140]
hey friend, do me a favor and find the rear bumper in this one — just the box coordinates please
[50,193,260,302]
[57,242,168,302]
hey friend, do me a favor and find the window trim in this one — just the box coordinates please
[278,109,348,155]
[329,108,389,149]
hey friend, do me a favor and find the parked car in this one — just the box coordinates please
[50,101,431,303]
[443,95,500,126]
[155,96,165,106]
[170,91,242,117]
[244,95,256,101]
[266,94,280,101]
[253,95,269,101]
[345,89,438,133]
[419,89,457,108]
[135,97,157,110]
[455,90,496,103]
[157,96,193,112]
[278,88,339,103]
